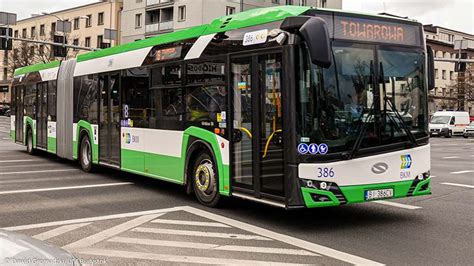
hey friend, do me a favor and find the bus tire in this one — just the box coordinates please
[192,152,220,207]
[26,127,34,155]
[79,135,93,172]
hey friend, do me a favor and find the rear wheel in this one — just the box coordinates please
[80,135,93,172]
[464,134,469,139]
[192,152,220,207]
[26,128,34,155]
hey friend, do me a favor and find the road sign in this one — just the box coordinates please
[56,20,72,33]
[104,29,117,41]
[0,12,17,26]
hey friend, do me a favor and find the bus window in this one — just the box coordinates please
[73,75,98,124]
[122,68,149,128]
[24,84,36,119]
[184,85,227,126]
[150,88,184,130]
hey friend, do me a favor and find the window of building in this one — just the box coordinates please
[135,13,142,28]
[442,70,446,80]
[30,26,36,38]
[51,22,56,33]
[85,37,91,47]
[286,0,294,4]
[40,25,45,36]
[450,88,454,96]
[442,88,446,96]
[22,28,27,38]
[272,0,280,3]
[226,6,236,15]
[435,68,439,79]
[321,0,327,7]
[178,6,186,21]
[450,71,454,80]
[73,38,79,51]
[74,18,80,30]
[301,0,307,5]
[39,45,45,55]
[98,12,104,25]
[14,30,18,38]
[97,35,103,48]
[85,15,92,27]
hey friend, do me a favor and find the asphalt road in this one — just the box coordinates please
[0,115,473,265]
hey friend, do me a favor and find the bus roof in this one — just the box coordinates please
[13,5,419,77]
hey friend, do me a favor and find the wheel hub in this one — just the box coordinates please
[195,161,215,194]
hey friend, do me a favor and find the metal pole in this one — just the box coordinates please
[0,35,99,51]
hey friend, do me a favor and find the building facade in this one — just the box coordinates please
[424,25,474,116]
[0,0,124,104]
[121,0,342,43]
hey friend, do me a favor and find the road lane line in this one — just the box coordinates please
[150,219,230,228]
[73,248,308,266]
[109,237,319,256]
[442,156,460,159]
[0,169,78,175]
[2,207,182,231]
[441,183,474,189]
[34,223,91,241]
[64,214,164,249]
[133,227,272,241]
[450,170,474,174]
[0,176,99,184]
[372,201,422,210]
[182,206,383,265]
[430,175,437,178]
[0,130,9,134]
[0,182,133,195]
[0,159,43,163]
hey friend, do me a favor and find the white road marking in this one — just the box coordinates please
[430,175,437,178]
[441,182,474,189]
[64,214,164,249]
[0,130,9,134]
[74,248,309,266]
[0,169,78,175]
[2,207,181,231]
[450,170,474,174]
[0,176,98,184]
[0,182,133,195]
[3,206,381,265]
[372,200,422,210]
[109,237,319,256]
[132,227,272,241]
[34,223,91,241]
[0,159,43,163]
[182,206,383,265]
[2,138,10,140]
[150,219,230,228]
[442,156,460,159]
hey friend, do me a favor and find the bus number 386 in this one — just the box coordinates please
[317,168,335,178]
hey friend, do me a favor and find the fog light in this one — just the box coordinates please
[418,174,424,180]
[320,182,327,190]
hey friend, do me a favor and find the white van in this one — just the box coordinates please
[429,111,470,138]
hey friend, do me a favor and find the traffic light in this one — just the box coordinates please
[455,53,467,72]
[0,27,13,50]
[53,35,67,57]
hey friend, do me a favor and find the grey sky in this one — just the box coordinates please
[0,0,472,33]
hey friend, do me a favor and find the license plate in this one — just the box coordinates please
[365,189,394,200]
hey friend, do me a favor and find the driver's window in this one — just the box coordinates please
[450,117,455,125]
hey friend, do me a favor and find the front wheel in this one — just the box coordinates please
[26,129,34,155]
[445,130,452,138]
[80,136,93,172]
[192,152,220,207]
[464,134,469,139]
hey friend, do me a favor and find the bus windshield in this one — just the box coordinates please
[297,43,428,155]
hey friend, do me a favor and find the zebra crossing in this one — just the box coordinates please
[3,206,381,265]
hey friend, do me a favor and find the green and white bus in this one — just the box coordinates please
[10,6,435,208]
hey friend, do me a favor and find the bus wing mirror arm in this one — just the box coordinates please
[427,45,435,90]
[299,17,332,68]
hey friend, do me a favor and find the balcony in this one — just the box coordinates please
[145,21,174,34]
[147,0,174,8]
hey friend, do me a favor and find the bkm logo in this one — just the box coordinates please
[401,155,412,169]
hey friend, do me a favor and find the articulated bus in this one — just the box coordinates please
[10,6,435,208]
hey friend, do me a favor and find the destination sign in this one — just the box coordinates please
[334,16,421,46]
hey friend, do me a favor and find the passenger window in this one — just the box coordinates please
[450,117,455,125]
[150,88,184,130]
[122,68,150,128]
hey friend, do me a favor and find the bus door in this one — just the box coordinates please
[15,85,24,143]
[98,72,121,167]
[36,82,48,149]
[230,52,285,200]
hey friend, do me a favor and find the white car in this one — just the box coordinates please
[463,122,474,138]
[429,111,470,138]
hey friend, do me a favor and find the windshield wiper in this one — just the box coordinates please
[379,62,418,147]
[343,61,376,160]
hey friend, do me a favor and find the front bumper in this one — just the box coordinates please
[430,128,449,136]
[301,177,431,208]
[463,130,474,137]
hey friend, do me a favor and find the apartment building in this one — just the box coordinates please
[424,25,474,115]
[0,0,124,104]
[121,0,342,43]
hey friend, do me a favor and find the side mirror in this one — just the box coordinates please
[281,16,332,68]
[427,45,435,90]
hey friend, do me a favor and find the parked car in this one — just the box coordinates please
[0,104,10,116]
[429,111,470,138]
[0,229,80,265]
[463,122,474,138]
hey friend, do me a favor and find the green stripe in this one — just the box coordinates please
[14,61,60,76]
